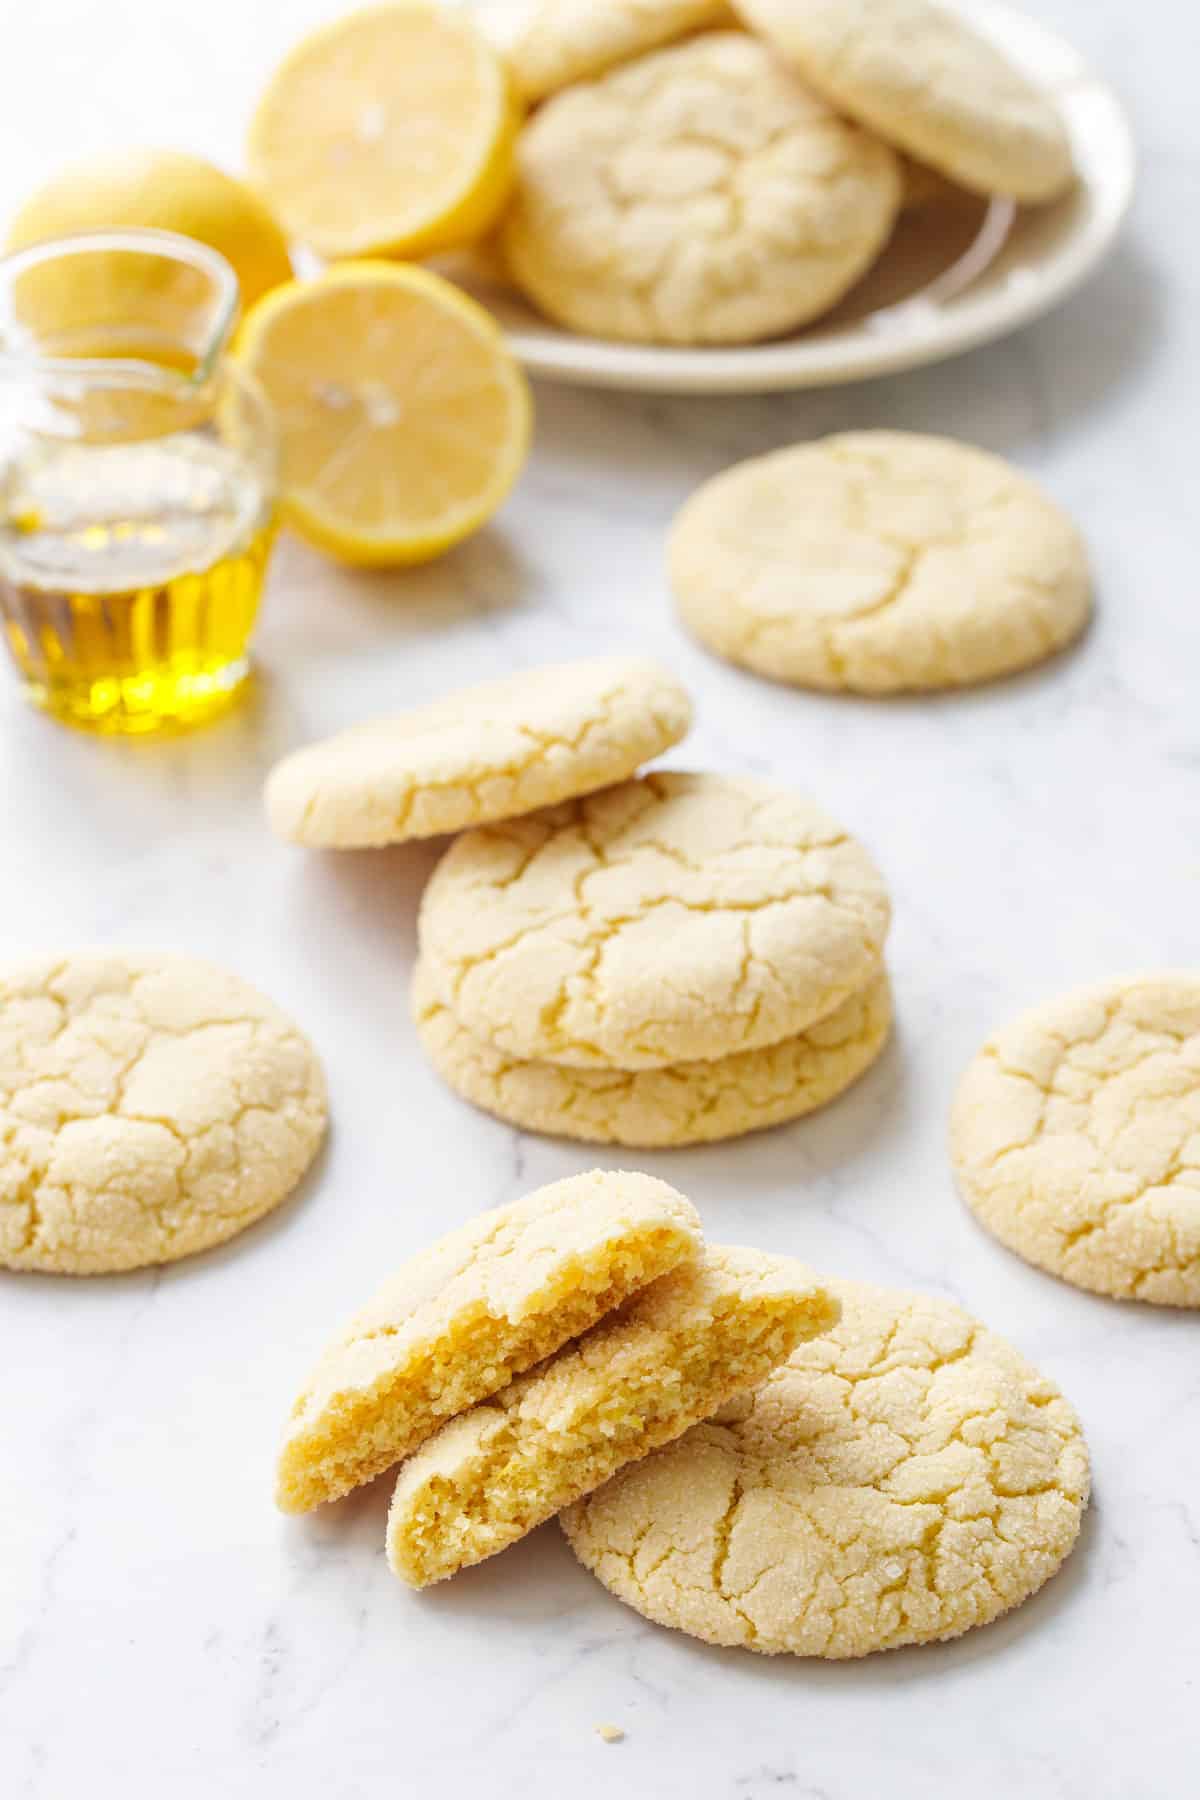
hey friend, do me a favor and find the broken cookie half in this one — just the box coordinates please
[385,1246,839,1586]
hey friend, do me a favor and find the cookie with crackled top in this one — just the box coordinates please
[501,33,901,346]
[264,657,692,849]
[562,1277,1090,1655]
[478,0,733,102]
[733,0,1074,203]
[0,952,326,1275]
[951,974,1200,1307]
[671,432,1090,693]
[413,957,892,1146]
[417,771,891,1071]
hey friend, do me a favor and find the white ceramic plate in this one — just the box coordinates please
[468,0,1135,395]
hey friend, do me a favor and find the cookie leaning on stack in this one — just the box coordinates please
[414,770,893,1146]
[265,655,692,847]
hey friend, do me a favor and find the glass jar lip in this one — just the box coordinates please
[0,227,241,392]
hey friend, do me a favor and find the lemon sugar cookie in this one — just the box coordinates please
[734,0,1074,203]
[562,1279,1089,1655]
[265,657,693,849]
[479,0,732,102]
[501,33,901,346]
[413,960,892,1147]
[0,953,327,1276]
[671,432,1091,694]
[951,975,1200,1308]
[418,771,891,1071]
[276,1170,701,1512]
[386,1246,839,1586]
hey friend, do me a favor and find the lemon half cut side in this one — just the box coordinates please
[248,4,520,262]
[235,263,532,566]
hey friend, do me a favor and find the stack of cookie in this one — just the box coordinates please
[266,653,895,1147]
[474,0,1077,346]
[414,769,892,1146]
[275,1169,841,1584]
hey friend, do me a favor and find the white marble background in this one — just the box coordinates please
[1,2,1197,1796]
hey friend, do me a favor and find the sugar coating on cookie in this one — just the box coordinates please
[386,1245,839,1586]
[276,1170,702,1512]
[413,959,892,1147]
[501,33,902,346]
[0,952,326,1276]
[418,771,891,1070]
[562,1278,1089,1655]
[478,0,731,101]
[951,975,1200,1308]
[733,0,1074,202]
[670,432,1090,694]
[264,657,693,849]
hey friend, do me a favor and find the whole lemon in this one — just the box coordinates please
[6,150,293,310]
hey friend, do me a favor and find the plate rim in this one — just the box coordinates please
[494,0,1136,395]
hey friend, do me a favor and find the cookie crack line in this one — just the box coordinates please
[563,1281,1088,1656]
[268,660,692,846]
[0,953,327,1274]
[420,772,889,1068]
[671,433,1089,693]
[414,966,892,1149]
[953,975,1200,1304]
[503,31,900,346]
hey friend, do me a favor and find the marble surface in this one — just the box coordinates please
[2,3,1198,1796]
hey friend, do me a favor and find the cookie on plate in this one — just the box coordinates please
[478,0,732,102]
[951,974,1200,1307]
[734,0,1074,202]
[386,1245,839,1585]
[501,33,902,345]
[671,432,1090,694]
[276,1170,701,1511]
[413,958,893,1147]
[265,656,692,848]
[563,1278,1089,1654]
[418,771,891,1070]
[0,952,326,1275]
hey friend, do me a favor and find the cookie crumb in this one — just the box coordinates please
[595,1724,625,1744]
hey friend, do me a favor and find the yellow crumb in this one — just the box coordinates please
[276,1171,701,1511]
[386,1246,838,1586]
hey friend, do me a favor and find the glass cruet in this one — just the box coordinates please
[0,228,278,735]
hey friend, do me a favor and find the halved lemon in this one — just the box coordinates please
[247,4,520,261]
[235,263,532,566]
